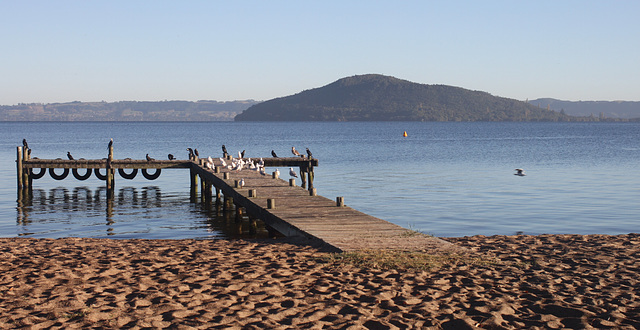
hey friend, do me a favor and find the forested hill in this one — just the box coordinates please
[1,100,259,121]
[529,98,640,119]
[235,75,600,122]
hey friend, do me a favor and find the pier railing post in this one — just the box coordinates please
[17,146,23,189]
[106,143,115,197]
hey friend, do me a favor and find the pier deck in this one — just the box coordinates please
[17,145,457,253]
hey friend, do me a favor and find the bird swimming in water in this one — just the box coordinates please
[67,152,74,160]
[289,167,298,178]
[168,154,175,160]
[271,150,278,158]
[108,138,113,149]
[222,145,228,157]
[22,139,28,149]
[291,147,301,157]
[146,154,155,161]
[306,147,313,158]
[514,169,526,176]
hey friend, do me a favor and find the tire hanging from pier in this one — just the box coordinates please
[72,168,92,180]
[48,168,70,180]
[31,168,46,179]
[94,168,108,180]
[141,168,161,180]
[118,168,138,180]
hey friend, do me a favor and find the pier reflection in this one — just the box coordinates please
[15,186,270,239]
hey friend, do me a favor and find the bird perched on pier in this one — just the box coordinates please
[274,169,280,177]
[289,167,298,178]
[207,156,214,165]
[146,154,155,161]
[239,178,245,188]
[194,149,199,158]
[222,145,228,157]
[241,150,245,159]
[219,157,227,167]
[271,150,278,158]
[168,154,175,160]
[187,148,194,160]
[22,139,29,149]
[306,148,313,159]
[67,152,74,160]
[108,138,113,149]
[291,147,301,157]
[514,168,526,176]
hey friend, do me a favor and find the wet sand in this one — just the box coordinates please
[1,233,638,329]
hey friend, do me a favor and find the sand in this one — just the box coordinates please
[0,233,638,329]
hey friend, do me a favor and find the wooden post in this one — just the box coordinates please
[21,147,30,189]
[289,178,296,187]
[106,143,115,197]
[224,172,230,180]
[336,196,344,207]
[300,167,307,189]
[215,187,221,202]
[235,204,243,222]
[307,165,314,191]
[16,146,23,189]
[267,198,275,209]
[309,188,317,196]
[272,171,279,179]
[249,189,257,197]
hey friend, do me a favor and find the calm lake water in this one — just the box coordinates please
[1,121,638,238]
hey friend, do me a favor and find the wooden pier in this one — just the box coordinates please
[16,143,457,253]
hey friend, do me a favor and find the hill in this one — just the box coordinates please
[529,98,640,119]
[0,100,259,121]
[235,75,583,122]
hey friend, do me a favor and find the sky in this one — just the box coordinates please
[1,1,639,105]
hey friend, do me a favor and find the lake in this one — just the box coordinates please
[1,121,638,238]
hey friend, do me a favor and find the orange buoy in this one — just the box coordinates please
[403,131,407,137]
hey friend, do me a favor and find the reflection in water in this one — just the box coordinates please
[15,186,271,239]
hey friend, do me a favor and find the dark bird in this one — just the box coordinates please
[291,147,301,157]
[194,148,199,158]
[514,168,526,176]
[67,152,74,160]
[271,150,278,158]
[241,150,245,159]
[146,154,155,161]
[22,139,28,149]
[222,145,228,157]
[168,154,175,160]
[306,147,313,158]
[108,138,113,148]
[27,149,31,157]
[187,148,194,160]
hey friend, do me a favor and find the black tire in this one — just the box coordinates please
[141,168,161,180]
[94,168,107,180]
[31,168,46,179]
[72,168,92,180]
[118,168,138,180]
[49,168,70,180]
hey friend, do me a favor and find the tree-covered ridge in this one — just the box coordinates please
[1,100,259,121]
[235,74,625,122]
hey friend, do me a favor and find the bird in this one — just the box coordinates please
[291,147,301,157]
[274,169,280,177]
[289,167,298,178]
[238,151,242,159]
[271,150,278,158]
[219,157,227,167]
[306,148,313,158]
[108,138,113,149]
[259,167,266,176]
[514,169,526,176]
[187,148,194,160]
[67,152,74,160]
[22,139,28,149]
[168,154,175,160]
[207,156,214,164]
[222,145,228,157]
[146,154,155,161]
[241,150,245,159]
[258,158,264,166]
[194,149,199,158]
[239,178,245,188]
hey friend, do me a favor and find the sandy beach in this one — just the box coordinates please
[1,233,638,329]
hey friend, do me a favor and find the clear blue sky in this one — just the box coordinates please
[2,0,639,105]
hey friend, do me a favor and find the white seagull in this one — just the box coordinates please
[219,158,227,167]
[514,168,526,176]
[274,169,280,177]
[289,167,298,178]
